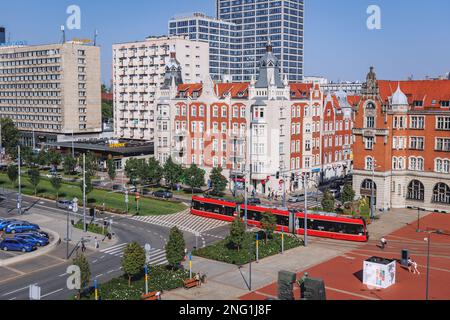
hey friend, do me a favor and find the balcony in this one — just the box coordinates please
[353,128,389,137]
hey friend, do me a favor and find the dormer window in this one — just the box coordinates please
[413,100,423,107]
[440,101,450,107]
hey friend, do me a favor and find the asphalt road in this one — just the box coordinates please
[0,190,229,300]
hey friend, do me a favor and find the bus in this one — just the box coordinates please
[191,196,369,242]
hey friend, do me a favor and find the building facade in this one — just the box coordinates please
[112,36,209,142]
[0,42,102,145]
[0,27,5,45]
[155,43,353,196]
[169,0,304,82]
[353,67,450,213]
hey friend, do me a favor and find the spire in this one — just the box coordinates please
[266,37,273,53]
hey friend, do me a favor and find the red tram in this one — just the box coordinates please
[191,196,369,242]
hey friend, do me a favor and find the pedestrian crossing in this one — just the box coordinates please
[131,209,230,234]
[99,243,168,266]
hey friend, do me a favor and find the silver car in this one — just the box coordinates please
[56,199,73,210]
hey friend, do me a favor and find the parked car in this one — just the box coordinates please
[14,234,49,247]
[0,219,22,231]
[0,164,8,172]
[56,199,74,210]
[0,238,36,252]
[26,230,49,239]
[248,198,261,205]
[329,189,341,199]
[152,190,173,199]
[4,222,40,234]
[288,194,305,203]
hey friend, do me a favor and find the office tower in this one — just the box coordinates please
[169,13,240,81]
[0,27,5,44]
[0,42,102,145]
[217,0,304,82]
[169,0,304,82]
[112,35,209,141]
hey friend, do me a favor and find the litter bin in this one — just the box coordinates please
[401,249,409,267]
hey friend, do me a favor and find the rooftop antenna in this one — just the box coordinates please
[93,29,98,46]
[60,25,66,44]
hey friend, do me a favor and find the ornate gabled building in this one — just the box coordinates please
[353,67,450,213]
[155,44,355,196]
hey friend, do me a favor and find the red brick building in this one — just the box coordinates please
[353,67,450,213]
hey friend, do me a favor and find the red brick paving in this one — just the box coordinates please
[240,213,450,300]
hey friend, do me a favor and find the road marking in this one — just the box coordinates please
[58,273,66,277]
[107,270,115,274]
[92,259,98,263]
[95,273,104,278]
[2,284,37,297]
[41,288,64,299]
[326,286,380,300]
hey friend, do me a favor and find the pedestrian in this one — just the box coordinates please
[380,237,387,249]
[81,242,86,253]
[156,291,161,300]
[408,257,420,275]
[94,236,99,249]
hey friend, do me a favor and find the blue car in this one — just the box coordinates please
[0,238,36,252]
[0,219,22,231]
[4,222,40,234]
[26,230,49,239]
[14,234,49,247]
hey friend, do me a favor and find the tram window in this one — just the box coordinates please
[247,210,262,221]
[192,201,234,216]
[276,215,289,227]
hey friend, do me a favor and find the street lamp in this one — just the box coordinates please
[413,207,425,232]
[423,229,445,301]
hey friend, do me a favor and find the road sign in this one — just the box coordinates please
[72,198,78,213]
[144,243,151,263]
[29,284,41,300]
[144,243,151,252]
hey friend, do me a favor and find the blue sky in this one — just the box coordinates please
[1,0,449,84]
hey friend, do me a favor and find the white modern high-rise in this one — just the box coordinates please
[112,35,209,141]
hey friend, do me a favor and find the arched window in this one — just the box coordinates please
[407,180,425,201]
[393,157,398,170]
[366,102,376,110]
[433,183,450,204]
[435,159,443,172]
[361,179,376,191]
[365,157,374,170]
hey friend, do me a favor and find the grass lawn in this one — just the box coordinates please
[0,173,186,216]
[78,265,193,300]
[193,231,303,265]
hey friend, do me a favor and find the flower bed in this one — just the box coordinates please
[85,265,192,300]
[193,231,303,265]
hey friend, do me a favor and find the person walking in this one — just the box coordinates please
[408,257,420,275]
[380,237,387,249]
[94,236,99,249]
[81,241,86,253]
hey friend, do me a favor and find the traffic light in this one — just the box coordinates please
[291,173,295,181]
[276,171,280,179]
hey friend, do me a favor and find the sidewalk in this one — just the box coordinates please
[163,208,430,300]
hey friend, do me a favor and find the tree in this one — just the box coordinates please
[72,253,91,299]
[21,146,36,167]
[50,176,62,200]
[0,118,20,158]
[7,165,18,187]
[84,152,98,178]
[228,216,246,252]
[260,211,277,243]
[124,158,142,185]
[121,242,146,286]
[183,164,205,194]
[142,158,163,185]
[63,154,77,175]
[342,184,356,203]
[209,166,228,196]
[163,156,183,190]
[47,149,62,169]
[80,174,93,196]
[165,227,186,270]
[28,169,41,196]
[106,158,116,187]
[37,149,49,166]
[321,189,335,212]
[102,102,113,121]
